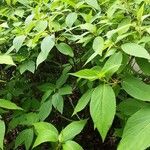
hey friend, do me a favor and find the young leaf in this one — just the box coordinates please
[15,129,33,150]
[85,0,101,11]
[59,120,87,142]
[0,120,5,150]
[118,107,150,150]
[0,99,23,110]
[63,140,83,150]
[13,35,26,52]
[56,43,74,57]
[90,84,116,141]
[93,36,104,55]
[122,76,150,101]
[33,122,58,148]
[121,43,150,59]
[36,35,55,67]
[34,20,48,33]
[73,89,93,115]
[0,55,15,66]
[66,12,77,27]
[70,69,99,81]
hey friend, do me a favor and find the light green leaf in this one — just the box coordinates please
[34,20,48,33]
[121,43,150,59]
[80,23,96,33]
[63,140,83,150]
[52,93,64,114]
[66,12,77,27]
[118,108,150,150]
[15,129,33,150]
[0,99,23,110]
[70,69,99,80]
[59,120,87,142]
[93,36,104,55]
[36,35,55,67]
[122,76,150,101]
[56,43,74,57]
[13,35,26,52]
[19,60,35,74]
[73,89,93,115]
[0,120,5,150]
[90,84,116,141]
[33,122,58,148]
[0,55,15,66]
[85,0,101,11]
[100,52,122,78]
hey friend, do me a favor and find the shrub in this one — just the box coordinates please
[0,0,150,149]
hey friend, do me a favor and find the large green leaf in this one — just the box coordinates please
[122,76,150,101]
[63,140,83,150]
[121,43,150,59]
[73,89,93,115]
[118,107,150,150]
[33,122,58,148]
[0,120,5,150]
[90,84,116,141]
[59,120,87,142]
[0,99,23,110]
[0,55,15,66]
[36,35,55,67]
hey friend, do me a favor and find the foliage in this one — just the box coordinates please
[0,0,150,149]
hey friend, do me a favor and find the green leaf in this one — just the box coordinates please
[38,99,52,121]
[0,120,5,150]
[34,20,48,33]
[13,35,26,52]
[56,43,74,57]
[100,52,122,78]
[118,107,150,150]
[66,13,77,27]
[19,60,35,74]
[117,98,150,116]
[93,36,104,56]
[136,58,150,75]
[52,93,64,114]
[85,0,101,11]
[70,69,99,81]
[58,85,72,95]
[73,89,93,115]
[33,122,58,148]
[122,76,150,101]
[36,35,55,67]
[15,129,33,150]
[121,43,150,59]
[0,99,23,110]
[90,84,116,141]
[59,120,87,142]
[63,140,83,150]
[0,55,15,66]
